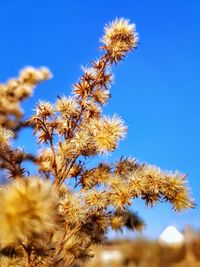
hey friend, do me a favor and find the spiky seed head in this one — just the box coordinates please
[0,126,15,146]
[0,177,59,246]
[101,18,138,62]
[56,96,79,117]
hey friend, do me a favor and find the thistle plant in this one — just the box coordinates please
[0,18,194,267]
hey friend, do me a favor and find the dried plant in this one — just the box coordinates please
[0,18,195,267]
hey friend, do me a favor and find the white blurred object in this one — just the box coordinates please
[159,226,185,245]
[101,249,123,265]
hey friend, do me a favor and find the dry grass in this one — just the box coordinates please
[84,235,200,267]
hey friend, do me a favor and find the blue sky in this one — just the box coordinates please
[0,0,199,238]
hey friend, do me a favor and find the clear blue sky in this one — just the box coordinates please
[0,0,199,238]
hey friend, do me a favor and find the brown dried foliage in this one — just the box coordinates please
[0,18,194,266]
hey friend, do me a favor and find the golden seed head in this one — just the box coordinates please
[59,191,87,227]
[0,126,15,146]
[20,66,52,85]
[0,177,59,246]
[56,96,79,117]
[102,18,138,62]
